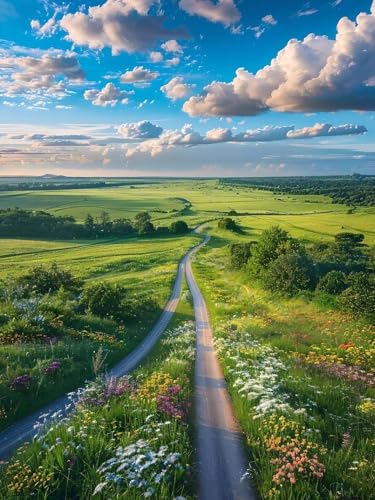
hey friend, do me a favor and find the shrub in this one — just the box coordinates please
[169,220,189,234]
[340,272,375,319]
[229,243,252,269]
[263,251,316,295]
[18,263,82,296]
[218,218,237,231]
[81,282,126,320]
[317,271,347,295]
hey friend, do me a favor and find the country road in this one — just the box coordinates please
[0,229,256,499]
[186,237,256,500]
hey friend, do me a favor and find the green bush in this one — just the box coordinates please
[218,217,237,231]
[229,243,252,269]
[81,282,127,320]
[18,263,82,296]
[263,251,316,295]
[340,272,375,319]
[169,220,189,234]
[317,271,347,295]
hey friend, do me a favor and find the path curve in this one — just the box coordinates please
[0,237,200,461]
[186,235,257,500]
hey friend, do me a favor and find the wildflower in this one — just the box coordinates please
[10,374,32,390]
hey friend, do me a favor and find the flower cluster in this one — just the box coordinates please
[357,398,375,417]
[44,360,61,375]
[94,439,185,497]
[136,371,178,402]
[10,374,32,390]
[157,384,187,420]
[6,461,54,494]
[216,331,292,416]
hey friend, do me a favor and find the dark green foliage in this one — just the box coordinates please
[18,263,82,295]
[169,220,189,234]
[263,252,316,295]
[218,217,237,231]
[219,175,375,206]
[81,282,127,320]
[230,243,252,269]
[317,271,347,295]
[340,272,375,319]
[134,212,155,235]
[81,282,158,322]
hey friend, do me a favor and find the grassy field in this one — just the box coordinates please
[192,223,375,498]
[0,179,374,498]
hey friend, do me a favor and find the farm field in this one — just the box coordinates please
[0,179,374,499]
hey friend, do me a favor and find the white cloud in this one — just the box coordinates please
[297,8,319,17]
[262,14,277,25]
[84,83,130,106]
[149,51,163,62]
[165,56,180,67]
[287,123,368,139]
[161,77,195,100]
[183,3,375,116]
[118,120,163,139]
[31,17,57,37]
[0,53,84,100]
[179,0,240,27]
[161,39,183,54]
[121,65,159,83]
[122,122,366,157]
[60,0,188,55]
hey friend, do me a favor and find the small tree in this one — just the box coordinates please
[230,243,252,269]
[263,251,316,295]
[81,282,126,320]
[317,271,347,295]
[169,220,189,234]
[19,263,82,295]
[218,218,237,231]
[340,272,375,319]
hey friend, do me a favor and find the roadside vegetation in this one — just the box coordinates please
[0,208,189,239]
[0,290,196,499]
[193,221,375,499]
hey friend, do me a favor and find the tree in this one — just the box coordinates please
[263,251,316,295]
[248,226,302,275]
[84,214,95,234]
[230,243,252,269]
[317,271,347,295]
[340,272,375,319]
[218,218,237,231]
[134,212,154,235]
[169,220,189,234]
[19,263,82,295]
[81,282,126,320]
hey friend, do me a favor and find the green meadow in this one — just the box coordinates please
[0,178,374,499]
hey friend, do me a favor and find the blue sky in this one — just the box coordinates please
[0,0,374,176]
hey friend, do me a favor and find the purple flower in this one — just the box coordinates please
[10,374,32,390]
[45,360,62,375]
[105,377,135,398]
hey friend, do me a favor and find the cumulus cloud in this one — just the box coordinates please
[121,66,159,83]
[60,0,188,55]
[149,51,163,62]
[287,123,368,139]
[179,0,240,26]
[184,2,375,116]
[122,122,366,157]
[118,120,163,139]
[161,39,183,53]
[161,77,195,100]
[84,83,130,106]
[262,14,277,25]
[0,54,84,99]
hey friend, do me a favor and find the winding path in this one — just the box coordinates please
[186,236,256,500]
[0,240,196,461]
[0,230,256,499]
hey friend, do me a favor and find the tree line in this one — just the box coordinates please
[219,175,375,207]
[0,208,189,239]
[229,227,374,320]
